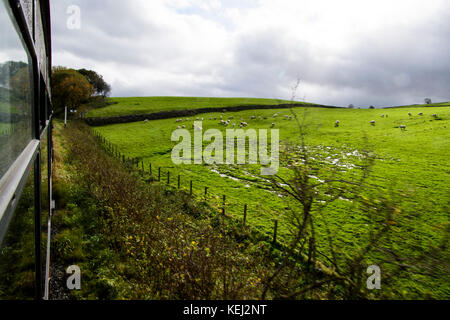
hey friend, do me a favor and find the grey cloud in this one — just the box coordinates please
[50,1,450,106]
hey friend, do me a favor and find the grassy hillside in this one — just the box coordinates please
[387,101,450,109]
[86,96,307,118]
[93,103,450,298]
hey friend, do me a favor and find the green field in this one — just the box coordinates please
[87,96,306,118]
[93,101,449,298]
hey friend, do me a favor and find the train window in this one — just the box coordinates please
[0,0,33,180]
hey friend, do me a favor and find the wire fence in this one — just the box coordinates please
[90,128,282,245]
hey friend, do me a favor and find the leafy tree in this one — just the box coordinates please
[424,98,432,104]
[9,66,32,111]
[51,67,94,114]
[0,61,27,87]
[77,68,111,97]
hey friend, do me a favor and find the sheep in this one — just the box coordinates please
[370,120,376,126]
[284,115,289,120]
[432,114,438,118]
[144,119,148,123]
[182,125,186,129]
[240,122,248,128]
[399,125,406,131]
[335,120,340,127]
[251,115,256,120]
[381,114,385,118]
[186,118,190,121]
[408,112,412,117]
[177,126,181,129]
[418,112,423,116]
[176,119,182,123]
[273,113,279,118]
[271,123,276,128]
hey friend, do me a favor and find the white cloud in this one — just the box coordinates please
[51,0,450,106]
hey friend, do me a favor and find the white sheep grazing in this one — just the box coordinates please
[240,122,248,128]
[144,119,148,123]
[251,115,256,120]
[335,120,340,127]
[182,125,186,129]
[284,115,289,120]
[432,114,438,118]
[399,125,406,131]
[370,120,376,126]
[273,113,278,118]
[177,126,181,129]
[271,123,276,128]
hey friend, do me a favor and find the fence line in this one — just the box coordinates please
[90,128,280,244]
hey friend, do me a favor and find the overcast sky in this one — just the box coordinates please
[50,0,450,107]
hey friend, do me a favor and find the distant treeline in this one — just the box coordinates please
[85,103,340,126]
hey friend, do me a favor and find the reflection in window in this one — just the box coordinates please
[0,168,36,300]
[0,0,33,179]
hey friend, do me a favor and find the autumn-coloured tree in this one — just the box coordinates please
[77,68,111,97]
[9,66,31,110]
[51,67,94,114]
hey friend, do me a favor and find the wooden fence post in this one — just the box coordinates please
[178,175,181,189]
[222,195,226,215]
[190,181,193,196]
[149,163,152,175]
[158,167,161,181]
[273,219,278,244]
[243,204,247,226]
[167,171,170,185]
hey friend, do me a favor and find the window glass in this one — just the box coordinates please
[0,0,33,179]
[0,167,36,300]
